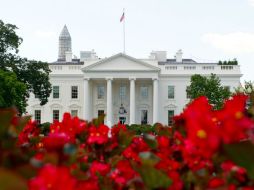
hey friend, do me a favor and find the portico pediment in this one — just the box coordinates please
[82,53,160,72]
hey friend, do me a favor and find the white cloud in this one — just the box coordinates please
[202,32,254,54]
[249,0,254,7]
[34,30,56,39]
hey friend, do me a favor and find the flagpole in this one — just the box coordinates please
[123,8,126,54]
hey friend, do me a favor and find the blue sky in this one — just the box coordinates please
[1,0,254,81]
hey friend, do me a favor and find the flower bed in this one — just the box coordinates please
[0,95,254,189]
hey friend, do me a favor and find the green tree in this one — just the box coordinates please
[0,70,27,113]
[186,74,231,110]
[0,20,51,114]
[218,58,238,65]
[234,81,254,111]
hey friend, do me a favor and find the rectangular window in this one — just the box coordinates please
[141,86,148,99]
[71,110,78,117]
[97,85,105,99]
[71,86,78,99]
[186,86,191,99]
[119,86,126,99]
[53,110,60,121]
[168,86,175,99]
[168,110,174,126]
[53,86,60,99]
[34,110,41,124]
[141,110,148,125]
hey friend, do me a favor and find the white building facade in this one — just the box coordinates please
[27,26,242,126]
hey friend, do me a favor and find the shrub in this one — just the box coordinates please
[0,94,254,189]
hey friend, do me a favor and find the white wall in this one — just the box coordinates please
[27,58,241,125]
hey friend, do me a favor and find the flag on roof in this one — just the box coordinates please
[120,12,125,22]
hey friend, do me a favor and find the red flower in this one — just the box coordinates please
[180,96,220,158]
[42,133,70,151]
[167,171,183,190]
[207,177,225,188]
[111,123,127,137]
[122,137,149,162]
[18,120,40,146]
[122,146,140,162]
[157,136,170,149]
[90,161,111,177]
[87,124,109,144]
[110,160,137,185]
[50,113,86,141]
[156,159,180,173]
[221,160,247,183]
[29,164,76,190]
[215,95,253,143]
[76,179,99,190]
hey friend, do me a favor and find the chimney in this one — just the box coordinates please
[65,51,72,62]
[150,51,167,62]
[175,49,183,63]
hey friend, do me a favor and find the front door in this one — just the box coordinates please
[141,110,148,125]
[98,110,104,124]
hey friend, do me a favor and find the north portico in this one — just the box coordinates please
[82,53,160,126]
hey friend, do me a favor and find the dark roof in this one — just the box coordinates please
[159,59,218,65]
[49,58,84,65]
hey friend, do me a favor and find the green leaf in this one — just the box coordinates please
[224,141,254,179]
[139,152,160,165]
[143,134,158,149]
[137,164,172,189]
[0,108,15,137]
[16,115,31,133]
[118,129,134,149]
[0,168,27,190]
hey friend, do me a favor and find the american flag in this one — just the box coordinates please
[120,12,125,22]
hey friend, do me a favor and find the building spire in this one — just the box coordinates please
[58,25,72,61]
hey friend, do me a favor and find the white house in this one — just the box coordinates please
[27,26,242,126]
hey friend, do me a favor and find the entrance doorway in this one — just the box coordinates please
[98,110,104,124]
[141,110,148,125]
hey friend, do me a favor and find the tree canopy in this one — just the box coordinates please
[0,20,51,114]
[0,70,27,113]
[186,74,231,110]
[218,58,238,65]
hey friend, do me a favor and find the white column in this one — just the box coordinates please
[83,77,90,121]
[129,77,136,125]
[106,77,113,127]
[153,77,159,124]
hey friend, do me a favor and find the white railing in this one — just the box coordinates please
[162,65,240,75]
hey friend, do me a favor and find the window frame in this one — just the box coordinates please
[53,85,60,99]
[168,85,175,99]
[186,86,191,99]
[119,85,126,99]
[140,86,148,99]
[34,110,41,124]
[71,86,78,99]
[71,110,78,117]
[168,110,174,126]
[97,85,105,99]
[53,109,60,121]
